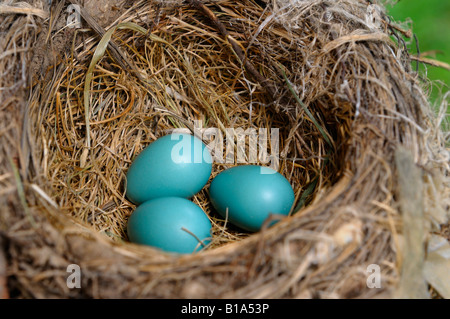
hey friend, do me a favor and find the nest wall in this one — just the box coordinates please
[0,0,448,298]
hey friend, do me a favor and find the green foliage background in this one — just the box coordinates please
[387,0,450,107]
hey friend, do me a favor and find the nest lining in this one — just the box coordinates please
[33,0,350,248]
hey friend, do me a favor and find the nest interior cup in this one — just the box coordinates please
[33,0,353,246]
[0,0,448,299]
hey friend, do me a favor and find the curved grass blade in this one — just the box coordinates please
[81,22,169,166]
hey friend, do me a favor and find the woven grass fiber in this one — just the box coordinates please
[0,0,449,298]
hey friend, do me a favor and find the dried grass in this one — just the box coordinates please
[0,0,448,298]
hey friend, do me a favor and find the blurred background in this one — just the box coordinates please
[387,0,450,108]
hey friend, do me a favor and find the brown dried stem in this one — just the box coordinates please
[187,0,277,99]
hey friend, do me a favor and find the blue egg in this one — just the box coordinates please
[126,133,212,205]
[127,197,212,253]
[209,165,295,232]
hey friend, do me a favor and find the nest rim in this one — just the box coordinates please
[0,0,448,299]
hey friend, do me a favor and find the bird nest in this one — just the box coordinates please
[0,0,448,298]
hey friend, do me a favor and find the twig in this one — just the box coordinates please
[382,17,412,39]
[0,3,48,19]
[67,0,147,86]
[322,32,395,53]
[413,33,420,72]
[410,55,450,71]
[187,0,277,99]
